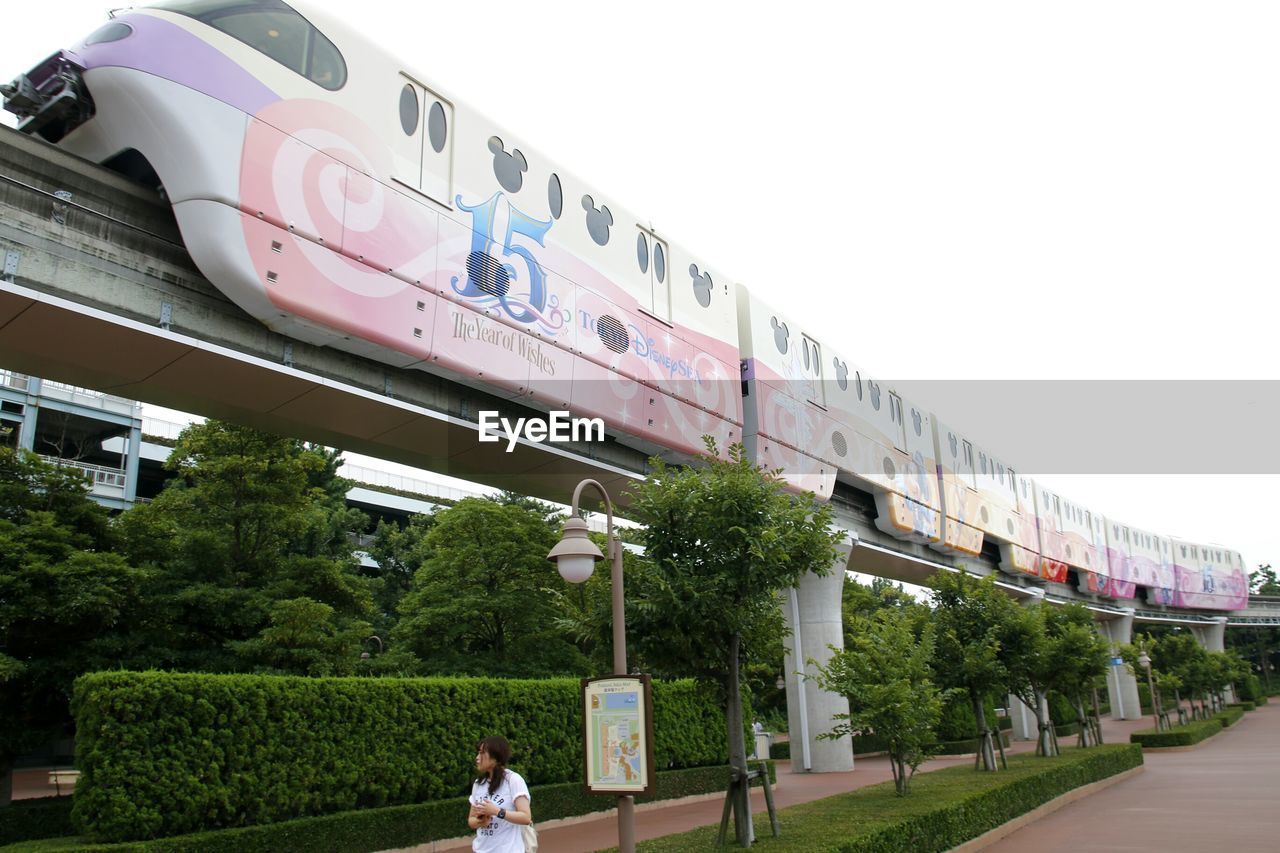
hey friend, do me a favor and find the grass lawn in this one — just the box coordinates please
[631,745,1141,852]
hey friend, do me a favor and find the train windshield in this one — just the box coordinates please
[147,0,346,90]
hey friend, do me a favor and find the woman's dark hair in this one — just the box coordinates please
[476,735,511,796]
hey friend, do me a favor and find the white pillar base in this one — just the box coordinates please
[782,563,853,772]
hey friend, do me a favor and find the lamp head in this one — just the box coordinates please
[548,515,604,584]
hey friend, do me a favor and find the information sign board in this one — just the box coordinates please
[581,675,655,797]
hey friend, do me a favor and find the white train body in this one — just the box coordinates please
[4,0,1250,611]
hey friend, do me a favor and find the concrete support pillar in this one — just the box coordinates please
[1190,617,1227,653]
[124,422,141,505]
[782,557,852,772]
[1097,609,1142,720]
[1191,617,1233,702]
[1009,692,1036,741]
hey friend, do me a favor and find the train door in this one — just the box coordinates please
[393,75,453,206]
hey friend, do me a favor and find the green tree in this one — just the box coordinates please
[0,449,147,806]
[999,602,1058,756]
[812,609,949,795]
[1250,564,1279,595]
[390,498,588,676]
[1041,604,1111,747]
[929,571,1019,771]
[117,421,374,674]
[842,576,929,650]
[622,440,841,847]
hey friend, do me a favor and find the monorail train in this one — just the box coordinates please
[3,0,1248,610]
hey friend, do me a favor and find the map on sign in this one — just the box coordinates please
[582,676,652,794]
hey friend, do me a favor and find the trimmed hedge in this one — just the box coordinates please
[635,745,1143,851]
[1214,706,1244,728]
[1,763,773,853]
[0,796,75,845]
[72,672,726,843]
[1129,717,1225,748]
[932,729,1011,756]
[1226,701,1255,712]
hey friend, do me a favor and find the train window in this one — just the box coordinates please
[855,371,863,400]
[394,76,453,204]
[85,21,133,44]
[427,101,448,153]
[963,440,973,468]
[979,452,987,474]
[636,227,669,319]
[804,337,825,407]
[156,0,348,90]
[548,174,563,219]
[399,84,418,136]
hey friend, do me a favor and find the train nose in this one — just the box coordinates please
[1,51,94,143]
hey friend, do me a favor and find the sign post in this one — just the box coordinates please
[581,675,655,798]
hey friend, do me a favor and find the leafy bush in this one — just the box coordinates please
[1225,701,1255,712]
[1214,706,1245,727]
[0,764,774,853]
[1237,675,1265,702]
[933,693,1002,741]
[931,730,1010,756]
[1129,718,1224,748]
[72,671,726,842]
[0,796,75,845]
[636,745,1144,851]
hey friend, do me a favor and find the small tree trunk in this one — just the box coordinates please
[994,713,1008,769]
[1075,698,1091,747]
[725,633,753,847]
[1030,689,1055,757]
[1091,687,1105,745]
[971,691,996,771]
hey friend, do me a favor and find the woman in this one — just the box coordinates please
[468,736,533,852]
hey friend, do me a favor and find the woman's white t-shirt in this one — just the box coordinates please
[470,769,530,853]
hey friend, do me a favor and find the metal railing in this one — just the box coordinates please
[38,380,139,416]
[0,369,29,391]
[38,455,127,491]
[340,464,494,504]
[140,416,191,441]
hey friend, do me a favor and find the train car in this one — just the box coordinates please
[1146,535,1178,606]
[1126,524,1163,594]
[4,3,1252,614]
[2,0,742,463]
[1076,508,1118,598]
[929,419,985,556]
[736,289,943,540]
[1101,520,1139,600]
[1170,540,1249,611]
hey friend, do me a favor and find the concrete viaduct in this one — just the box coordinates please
[1,126,1275,772]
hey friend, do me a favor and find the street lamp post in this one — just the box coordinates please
[547,479,633,853]
[1137,645,1161,732]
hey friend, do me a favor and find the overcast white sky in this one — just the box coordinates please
[3,1,1277,573]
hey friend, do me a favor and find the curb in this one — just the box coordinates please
[951,765,1144,852]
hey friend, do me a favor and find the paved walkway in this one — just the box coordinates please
[519,716,1153,853]
[19,708,1265,852]
[984,702,1279,852]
